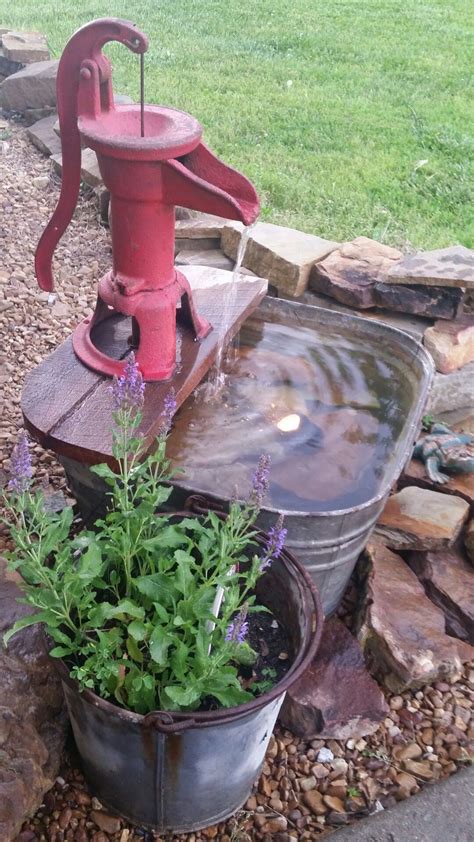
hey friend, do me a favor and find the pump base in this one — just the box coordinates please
[22,268,268,466]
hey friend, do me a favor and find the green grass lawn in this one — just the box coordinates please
[2,0,472,249]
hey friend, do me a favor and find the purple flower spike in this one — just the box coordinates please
[225,603,249,645]
[110,352,145,411]
[250,454,271,506]
[260,514,287,571]
[8,430,32,493]
[161,389,177,434]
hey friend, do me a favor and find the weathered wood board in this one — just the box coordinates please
[22,274,267,465]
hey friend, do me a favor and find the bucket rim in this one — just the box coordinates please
[52,535,323,730]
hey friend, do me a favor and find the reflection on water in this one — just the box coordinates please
[167,321,414,513]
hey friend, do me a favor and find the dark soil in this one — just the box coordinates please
[243,609,292,691]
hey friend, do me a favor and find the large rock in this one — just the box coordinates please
[0,46,22,79]
[423,315,474,374]
[0,560,67,841]
[26,113,61,157]
[375,487,469,551]
[2,31,49,63]
[386,245,474,290]
[407,548,474,642]
[279,617,388,739]
[0,59,58,112]
[52,146,102,187]
[358,540,473,691]
[465,519,474,564]
[427,362,474,414]
[176,212,229,239]
[400,457,474,508]
[373,282,463,319]
[309,237,402,308]
[175,248,234,271]
[221,221,338,296]
[299,290,433,342]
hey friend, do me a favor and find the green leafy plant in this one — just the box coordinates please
[3,356,288,715]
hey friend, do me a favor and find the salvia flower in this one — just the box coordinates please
[160,389,177,434]
[250,453,271,506]
[225,603,249,645]
[260,514,287,571]
[110,352,145,412]
[8,430,32,493]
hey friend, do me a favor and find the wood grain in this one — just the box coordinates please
[22,277,267,465]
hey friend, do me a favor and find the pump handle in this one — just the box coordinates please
[35,19,148,291]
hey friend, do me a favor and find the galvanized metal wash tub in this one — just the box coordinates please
[60,297,433,616]
[166,297,434,616]
[53,540,322,833]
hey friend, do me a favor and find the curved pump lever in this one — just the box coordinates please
[35,19,148,292]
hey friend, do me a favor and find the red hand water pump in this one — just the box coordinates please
[35,18,259,380]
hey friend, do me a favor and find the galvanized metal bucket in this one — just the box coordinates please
[54,537,322,833]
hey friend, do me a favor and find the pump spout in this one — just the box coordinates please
[162,142,259,225]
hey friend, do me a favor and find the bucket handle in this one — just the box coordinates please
[142,711,196,733]
[184,494,227,519]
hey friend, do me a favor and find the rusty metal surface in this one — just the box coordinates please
[53,541,322,832]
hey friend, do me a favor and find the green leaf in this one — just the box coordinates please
[3,612,50,646]
[89,599,144,625]
[152,602,170,623]
[149,626,173,666]
[162,683,201,709]
[174,550,195,595]
[233,642,258,666]
[170,640,189,680]
[142,526,189,550]
[126,636,144,663]
[136,573,177,604]
[49,645,74,658]
[208,685,254,707]
[128,620,148,641]
[76,541,103,581]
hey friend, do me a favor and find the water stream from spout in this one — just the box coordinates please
[205,222,256,398]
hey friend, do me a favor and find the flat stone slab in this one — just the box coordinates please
[407,548,474,642]
[375,487,469,551]
[222,220,338,297]
[175,248,234,271]
[358,540,473,692]
[423,314,474,374]
[26,112,61,157]
[400,457,474,508]
[0,559,67,840]
[2,30,50,63]
[298,290,433,341]
[465,519,474,564]
[387,245,474,290]
[309,237,402,309]
[52,146,102,188]
[0,45,22,78]
[279,617,388,739]
[0,59,58,112]
[175,212,229,239]
[326,766,474,842]
[427,362,474,414]
[373,281,463,320]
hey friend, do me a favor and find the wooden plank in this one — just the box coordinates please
[22,277,267,465]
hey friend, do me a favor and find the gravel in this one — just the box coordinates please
[0,120,472,842]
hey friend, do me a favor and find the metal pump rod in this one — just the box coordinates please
[140,52,145,137]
